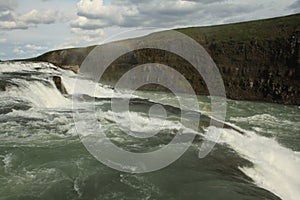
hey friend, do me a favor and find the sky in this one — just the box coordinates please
[0,0,299,60]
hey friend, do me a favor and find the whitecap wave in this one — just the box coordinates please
[204,126,300,200]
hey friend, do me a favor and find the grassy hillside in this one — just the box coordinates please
[179,13,300,42]
[17,14,300,104]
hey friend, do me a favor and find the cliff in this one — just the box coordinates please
[23,14,300,105]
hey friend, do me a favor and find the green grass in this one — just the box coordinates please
[177,13,300,43]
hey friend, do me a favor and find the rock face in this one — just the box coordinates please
[178,16,300,105]
[25,46,96,70]
[60,65,80,74]
[24,14,300,105]
[53,76,68,95]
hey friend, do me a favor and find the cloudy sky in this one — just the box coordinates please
[0,0,299,60]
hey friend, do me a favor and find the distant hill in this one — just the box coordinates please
[18,14,300,105]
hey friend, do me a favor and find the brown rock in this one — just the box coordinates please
[53,76,68,95]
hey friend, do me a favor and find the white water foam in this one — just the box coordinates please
[100,110,186,134]
[1,62,142,108]
[74,108,198,139]
[61,70,140,99]
[0,62,59,74]
[2,153,14,173]
[5,79,70,108]
[230,114,295,126]
[204,126,300,200]
[0,62,71,108]
[67,77,114,98]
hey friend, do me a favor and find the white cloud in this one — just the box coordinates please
[288,0,300,11]
[72,0,299,31]
[0,10,14,21]
[13,47,26,55]
[0,20,27,29]
[64,27,105,47]
[71,28,104,38]
[71,16,106,30]
[0,0,64,30]
[25,44,46,51]
[11,43,47,57]
[1,0,299,60]
[0,38,7,43]
[0,0,24,29]
[74,0,138,29]
[0,0,17,11]
[20,9,58,25]
[64,0,300,56]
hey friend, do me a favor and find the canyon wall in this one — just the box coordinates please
[24,14,300,105]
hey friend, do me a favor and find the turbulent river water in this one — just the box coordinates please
[0,62,299,200]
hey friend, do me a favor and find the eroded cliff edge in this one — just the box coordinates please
[23,14,300,105]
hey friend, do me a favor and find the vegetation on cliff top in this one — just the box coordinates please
[178,13,300,42]
[12,14,300,105]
